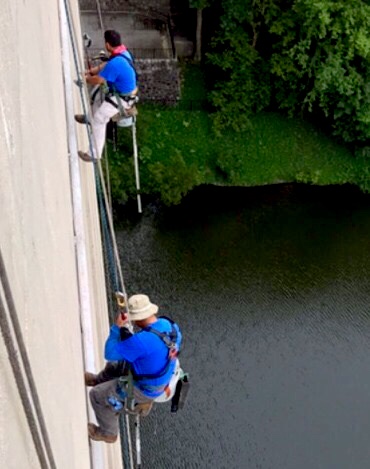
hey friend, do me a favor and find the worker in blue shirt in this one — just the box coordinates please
[87,294,182,443]
[75,29,138,162]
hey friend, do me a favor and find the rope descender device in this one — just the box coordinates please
[115,291,126,310]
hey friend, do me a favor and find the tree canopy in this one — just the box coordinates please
[206,0,370,147]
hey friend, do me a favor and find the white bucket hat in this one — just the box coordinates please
[128,294,158,321]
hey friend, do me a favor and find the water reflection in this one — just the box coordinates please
[117,184,370,469]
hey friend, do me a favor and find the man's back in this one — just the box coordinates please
[105,317,182,396]
[100,51,136,94]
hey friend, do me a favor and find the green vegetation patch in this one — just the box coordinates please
[216,113,357,187]
[108,64,368,206]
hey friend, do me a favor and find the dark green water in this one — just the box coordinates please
[117,184,370,469]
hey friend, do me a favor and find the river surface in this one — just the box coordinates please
[116,184,370,469]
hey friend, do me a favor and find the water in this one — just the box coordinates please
[116,184,370,469]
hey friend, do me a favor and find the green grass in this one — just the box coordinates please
[109,63,369,205]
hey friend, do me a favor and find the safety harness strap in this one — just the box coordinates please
[131,319,179,382]
[144,325,177,349]
[107,51,138,90]
[103,52,138,116]
[112,51,138,83]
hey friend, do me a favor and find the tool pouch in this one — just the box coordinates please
[170,374,190,413]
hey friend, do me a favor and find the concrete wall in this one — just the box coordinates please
[80,12,171,56]
[0,1,122,468]
[79,11,180,103]
[136,59,180,103]
[79,0,170,15]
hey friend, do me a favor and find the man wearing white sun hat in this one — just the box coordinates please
[86,294,182,443]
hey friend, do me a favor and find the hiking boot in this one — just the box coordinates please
[88,423,117,443]
[84,372,98,387]
[74,114,90,124]
[134,401,153,417]
[78,151,95,163]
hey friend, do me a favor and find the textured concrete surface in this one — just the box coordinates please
[79,0,170,15]
[0,1,122,467]
[79,11,180,102]
[80,11,172,58]
[135,59,180,102]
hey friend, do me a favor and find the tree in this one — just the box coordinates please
[206,0,370,145]
[206,0,273,131]
[190,0,213,61]
[269,0,370,143]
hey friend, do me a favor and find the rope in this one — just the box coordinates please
[96,149,136,469]
[62,0,130,317]
[95,0,104,31]
[93,127,137,469]
[0,248,57,469]
[95,169,119,321]
[62,0,96,161]
[104,145,113,211]
[62,2,139,467]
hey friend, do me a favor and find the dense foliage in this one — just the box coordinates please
[107,65,368,206]
[107,2,370,206]
[206,0,370,146]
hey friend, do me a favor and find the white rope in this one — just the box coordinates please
[95,0,104,31]
[132,119,142,213]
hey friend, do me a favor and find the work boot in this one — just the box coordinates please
[84,372,98,387]
[74,114,90,124]
[78,151,95,163]
[134,401,153,417]
[88,423,117,443]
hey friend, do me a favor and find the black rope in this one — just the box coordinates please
[0,248,57,469]
[63,0,95,158]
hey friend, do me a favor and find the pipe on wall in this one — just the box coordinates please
[58,1,105,467]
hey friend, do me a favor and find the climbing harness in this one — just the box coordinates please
[108,49,139,85]
[106,90,139,126]
[114,317,188,414]
[132,319,190,409]
[99,49,139,126]
[131,320,179,382]
[88,51,142,213]
[106,52,139,126]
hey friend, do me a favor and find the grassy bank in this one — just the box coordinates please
[108,64,368,206]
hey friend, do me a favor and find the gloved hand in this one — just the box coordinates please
[115,312,129,328]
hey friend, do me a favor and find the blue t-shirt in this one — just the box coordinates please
[105,318,182,397]
[99,51,136,95]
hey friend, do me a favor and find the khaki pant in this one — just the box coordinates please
[86,90,135,158]
[89,362,153,436]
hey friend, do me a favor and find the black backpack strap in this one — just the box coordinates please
[132,320,179,381]
[145,325,177,350]
[109,51,138,82]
